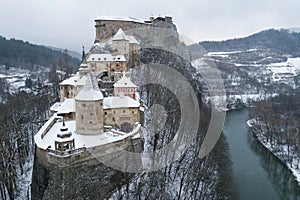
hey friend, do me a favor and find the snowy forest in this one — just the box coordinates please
[249,91,300,172]
[0,39,78,199]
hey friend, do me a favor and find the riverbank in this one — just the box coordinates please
[247,119,300,186]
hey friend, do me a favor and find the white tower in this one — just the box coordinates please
[75,73,104,135]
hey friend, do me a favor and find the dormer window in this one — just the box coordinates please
[92,58,95,61]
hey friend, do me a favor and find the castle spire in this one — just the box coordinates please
[81,45,86,62]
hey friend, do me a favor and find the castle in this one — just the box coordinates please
[34,16,175,165]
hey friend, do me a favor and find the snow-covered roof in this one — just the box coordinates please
[112,28,129,41]
[59,73,80,86]
[36,118,141,150]
[55,122,74,143]
[86,53,126,62]
[111,28,140,44]
[127,35,140,44]
[113,76,137,88]
[95,16,145,24]
[79,63,89,69]
[76,75,87,86]
[103,96,140,109]
[56,99,75,114]
[75,73,104,101]
[50,102,62,112]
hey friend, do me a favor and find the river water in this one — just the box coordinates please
[223,109,300,200]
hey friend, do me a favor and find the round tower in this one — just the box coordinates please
[75,73,104,135]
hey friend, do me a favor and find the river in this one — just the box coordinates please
[223,109,300,200]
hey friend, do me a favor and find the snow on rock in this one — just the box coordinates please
[94,16,145,24]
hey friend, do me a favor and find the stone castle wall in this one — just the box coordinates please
[95,20,148,43]
[94,16,177,43]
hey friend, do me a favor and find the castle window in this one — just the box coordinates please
[104,112,107,115]
[104,58,107,61]
[132,111,134,114]
[100,102,103,106]
[98,58,101,61]
[92,58,95,61]
[89,121,93,124]
[80,115,84,120]
[90,113,93,116]
[113,111,116,114]
[82,103,86,107]
[123,110,126,113]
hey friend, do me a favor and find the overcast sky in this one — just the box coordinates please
[0,0,299,52]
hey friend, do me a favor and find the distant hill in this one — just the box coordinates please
[0,36,80,69]
[194,29,300,57]
[289,27,300,33]
[46,46,81,60]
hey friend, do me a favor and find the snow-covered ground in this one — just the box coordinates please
[205,49,300,83]
[206,49,258,57]
[266,57,300,82]
[15,152,34,199]
[0,66,51,96]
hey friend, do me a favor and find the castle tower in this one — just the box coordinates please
[75,73,104,135]
[112,28,130,59]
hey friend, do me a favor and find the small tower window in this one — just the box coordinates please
[123,110,126,113]
[80,115,84,120]
[90,113,93,116]
[104,112,107,115]
[89,121,93,124]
